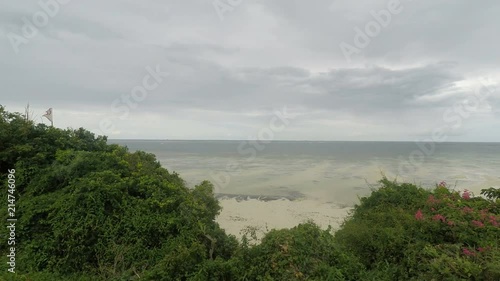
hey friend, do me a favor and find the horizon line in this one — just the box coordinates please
[107,139,500,143]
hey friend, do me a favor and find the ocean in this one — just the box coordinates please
[109,140,500,205]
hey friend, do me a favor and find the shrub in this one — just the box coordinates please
[335,178,500,280]
[242,222,365,280]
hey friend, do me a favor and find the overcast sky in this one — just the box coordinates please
[1,0,499,141]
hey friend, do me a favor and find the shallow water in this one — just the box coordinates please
[109,140,500,205]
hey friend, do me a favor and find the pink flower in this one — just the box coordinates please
[462,248,476,256]
[489,216,499,227]
[415,209,424,221]
[447,220,455,226]
[427,195,439,205]
[462,206,474,214]
[472,220,484,228]
[438,181,447,187]
[432,214,446,222]
[462,189,471,200]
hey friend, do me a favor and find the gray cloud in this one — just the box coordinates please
[0,0,499,140]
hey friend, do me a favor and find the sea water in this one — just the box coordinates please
[109,140,500,205]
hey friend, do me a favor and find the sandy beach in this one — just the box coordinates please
[216,198,353,241]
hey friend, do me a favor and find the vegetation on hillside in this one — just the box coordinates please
[0,105,499,280]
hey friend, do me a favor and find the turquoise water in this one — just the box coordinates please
[109,140,500,204]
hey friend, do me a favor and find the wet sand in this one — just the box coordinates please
[216,197,352,241]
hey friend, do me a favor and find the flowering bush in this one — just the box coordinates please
[414,182,499,247]
[335,178,500,280]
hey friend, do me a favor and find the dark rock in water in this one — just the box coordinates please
[215,192,304,201]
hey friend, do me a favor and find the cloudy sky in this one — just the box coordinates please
[1,0,499,141]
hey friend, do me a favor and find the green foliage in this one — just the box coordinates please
[0,106,235,280]
[240,222,364,280]
[481,187,500,201]
[335,178,500,280]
